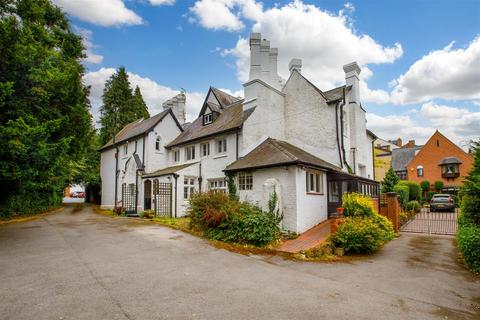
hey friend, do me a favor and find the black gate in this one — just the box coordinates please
[153,181,172,217]
[400,208,458,235]
[122,183,136,214]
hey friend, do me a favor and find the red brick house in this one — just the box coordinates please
[405,131,473,190]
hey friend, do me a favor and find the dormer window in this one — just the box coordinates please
[439,157,462,179]
[203,113,213,125]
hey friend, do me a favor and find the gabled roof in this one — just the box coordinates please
[166,100,254,148]
[224,138,341,172]
[211,87,239,108]
[99,109,182,151]
[199,87,241,116]
[391,146,422,171]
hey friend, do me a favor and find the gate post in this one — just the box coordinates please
[386,192,399,232]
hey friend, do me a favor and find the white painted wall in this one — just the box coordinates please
[242,80,285,149]
[295,167,328,233]
[100,147,116,209]
[238,166,297,232]
[283,71,343,169]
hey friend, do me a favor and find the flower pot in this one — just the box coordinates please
[334,247,345,256]
[336,207,344,217]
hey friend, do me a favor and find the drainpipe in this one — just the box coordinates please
[371,140,376,181]
[334,102,343,169]
[198,162,203,193]
[134,141,138,214]
[114,146,119,210]
[236,131,239,160]
[339,88,352,173]
[174,174,178,218]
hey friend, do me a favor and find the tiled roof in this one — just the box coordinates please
[142,163,196,178]
[99,109,175,151]
[211,87,239,108]
[391,146,422,171]
[225,138,341,172]
[166,100,254,148]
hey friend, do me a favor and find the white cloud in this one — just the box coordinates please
[83,68,205,126]
[75,27,103,64]
[149,0,175,5]
[390,37,480,104]
[52,0,143,26]
[189,0,263,31]
[367,102,480,147]
[222,1,402,95]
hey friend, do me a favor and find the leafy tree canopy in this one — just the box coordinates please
[0,0,94,217]
[99,68,149,145]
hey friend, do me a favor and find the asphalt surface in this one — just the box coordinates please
[0,206,478,320]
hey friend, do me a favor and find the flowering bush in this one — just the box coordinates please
[342,193,375,217]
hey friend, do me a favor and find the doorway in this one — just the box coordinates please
[144,180,152,210]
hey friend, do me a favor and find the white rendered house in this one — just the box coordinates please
[100,33,379,233]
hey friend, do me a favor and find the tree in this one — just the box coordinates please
[0,0,94,217]
[460,140,480,224]
[420,180,430,199]
[132,85,149,120]
[99,69,151,145]
[99,67,134,144]
[434,181,444,192]
[381,167,400,193]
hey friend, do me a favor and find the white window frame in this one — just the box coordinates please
[216,138,227,154]
[203,113,213,125]
[208,178,227,193]
[185,145,196,161]
[238,172,253,191]
[201,142,210,157]
[417,165,424,177]
[183,177,196,199]
[173,149,180,163]
[306,170,324,194]
[123,143,128,155]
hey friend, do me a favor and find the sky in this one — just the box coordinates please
[52,0,480,148]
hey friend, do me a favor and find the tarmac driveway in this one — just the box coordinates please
[0,206,478,320]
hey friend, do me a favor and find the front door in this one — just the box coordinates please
[144,180,152,210]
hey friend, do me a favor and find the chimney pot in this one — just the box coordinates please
[289,58,302,74]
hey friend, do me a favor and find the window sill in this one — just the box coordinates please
[306,192,324,196]
[214,154,227,159]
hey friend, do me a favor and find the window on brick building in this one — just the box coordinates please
[417,165,424,177]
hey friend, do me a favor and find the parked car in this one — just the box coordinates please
[430,194,455,212]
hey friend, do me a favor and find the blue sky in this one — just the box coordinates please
[53,0,480,146]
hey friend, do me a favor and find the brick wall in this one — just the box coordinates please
[406,131,473,187]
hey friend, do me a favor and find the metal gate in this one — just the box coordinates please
[400,208,458,235]
[153,181,172,217]
[122,183,136,214]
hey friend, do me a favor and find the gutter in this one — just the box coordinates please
[166,127,242,149]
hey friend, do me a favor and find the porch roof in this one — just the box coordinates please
[224,138,342,173]
[142,163,196,178]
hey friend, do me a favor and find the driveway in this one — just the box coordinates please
[0,206,478,320]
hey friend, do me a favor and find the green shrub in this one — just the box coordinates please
[342,193,375,218]
[372,213,395,240]
[427,191,436,202]
[434,181,444,192]
[397,181,422,201]
[456,224,480,273]
[461,195,480,225]
[188,191,281,247]
[393,184,409,207]
[332,215,393,254]
[420,180,430,192]
[405,200,421,213]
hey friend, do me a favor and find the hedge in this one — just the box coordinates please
[397,181,422,201]
[456,223,480,273]
[393,184,409,208]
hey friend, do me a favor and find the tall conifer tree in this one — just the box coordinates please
[132,85,149,120]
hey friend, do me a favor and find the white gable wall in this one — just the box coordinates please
[100,148,116,209]
[283,71,342,169]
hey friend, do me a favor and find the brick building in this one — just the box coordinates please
[405,131,473,190]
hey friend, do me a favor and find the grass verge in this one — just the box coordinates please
[0,206,64,225]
